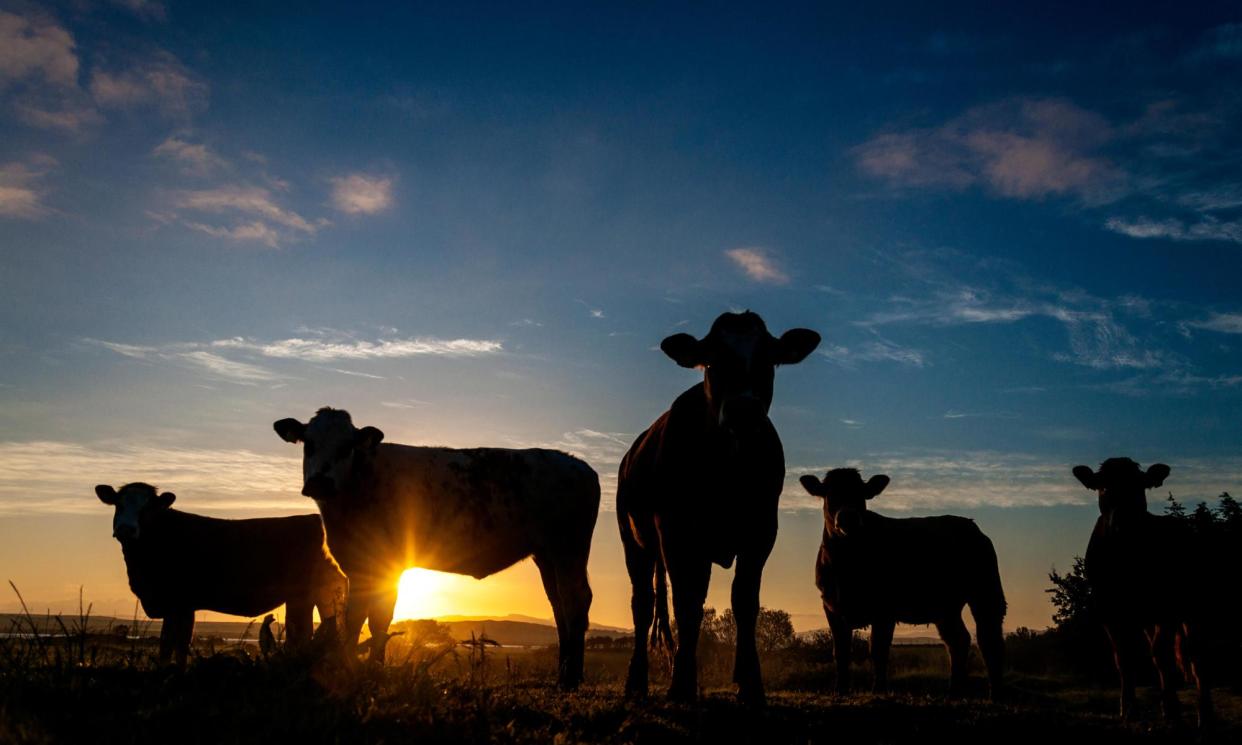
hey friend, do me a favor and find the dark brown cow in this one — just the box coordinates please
[1073,458,1212,725]
[799,469,1006,698]
[617,311,820,704]
[95,482,346,666]
[273,408,600,688]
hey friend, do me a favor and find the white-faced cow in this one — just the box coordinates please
[95,482,346,666]
[273,408,600,689]
[799,469,1006,698]
[617,311,820,705]
[1073,458,1212,726]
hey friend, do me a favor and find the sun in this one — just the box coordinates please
[392,567,453,620]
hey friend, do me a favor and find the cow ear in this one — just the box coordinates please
[660,333,705,368]
[156,492,176,509]
[775,328,821,365]
[1146,463,1171,488]
[95,485,118,505]
[1072,465,1097,490]
[274,418,306,444]
[866,475,890,499]
[799,474,826,498]
[355,426,384,450]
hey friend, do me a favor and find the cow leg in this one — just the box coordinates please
[972,608,1006,701]
[936,615,971,698]
[285,598,313,648]
[553,553,592,690]
[1149,624,1183,723]
[621,515,657,699]
[666,553,710,703]
[870,620,895,694]
[827,611,852,696]
[1104,622,1143,721]
[364,582,399,664]
[342,579,369,661]
[533,553,571,688]
[1178,623,1213,729]
[731,553,768,707]
[160,610,195,668]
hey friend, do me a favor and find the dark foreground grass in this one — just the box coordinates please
[3,635,1238,745]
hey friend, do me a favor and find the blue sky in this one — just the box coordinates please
[1,1,1240,631]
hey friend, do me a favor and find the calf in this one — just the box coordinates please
[95,482,346,666]
[800,469,1006,698]
[273,408,600,688]
[617,311,820,704]
[1073,458,1212,725]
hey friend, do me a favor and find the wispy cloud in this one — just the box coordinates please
[855,98,1123,204]
[818,340,926,368]
[88,331,503,384]
[329,173,395,215]
[725,247,790,284]
[110,0,167,22]
[212,335,503,360]
[90,50,207,118]
[153,136,228,175]
[170,184,323,247]
[85,338,283,384]
[0,158,54,219]
[1188,313,1242,334]
[857,94,1242,245]
[0,11,78,88]
[0,440,303,515]
[1104,216,1242,244]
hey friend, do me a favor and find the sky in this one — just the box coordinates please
[1,1,1240,634]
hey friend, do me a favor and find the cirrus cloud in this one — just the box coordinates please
[330,173,395,215]
[725,247,790,284]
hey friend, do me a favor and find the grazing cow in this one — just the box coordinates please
[1072,458,1212,725]
[95,482,347,666]
[617,311,820,704]
[273,408,600,689]
[799,469,1007,698]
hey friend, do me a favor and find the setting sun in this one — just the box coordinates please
[393,568,454,620]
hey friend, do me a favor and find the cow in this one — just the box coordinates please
[799,469,1006,698]
[1072,458,1212,726]
[272,408,600,689]
[95,482,347,667]
[616,310,820,705]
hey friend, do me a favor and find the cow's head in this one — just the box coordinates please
[800,468,889,538]
[95,482,176,542]
[273,407,384,500]
[661,311,820,435]
[1072,458,1168,532]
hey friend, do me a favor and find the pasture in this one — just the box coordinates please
[3,610,1237,745]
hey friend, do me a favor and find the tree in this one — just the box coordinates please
[1047,556,1092,628]
[1217,492,1241,530]
[754,607,795,653]
[1164,493,1187,520]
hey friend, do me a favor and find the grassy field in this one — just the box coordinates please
[2,623,1236,745]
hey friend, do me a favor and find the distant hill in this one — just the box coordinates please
[395,617,630,647]
[2,612,632,647]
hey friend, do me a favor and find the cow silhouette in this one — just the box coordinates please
[274,408,600,688]
[1073,458,1213,726]
[617,311,820,704]
[95,482,346,666]
[800,469,1006,698]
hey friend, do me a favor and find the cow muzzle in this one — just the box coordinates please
[302,474,336,499]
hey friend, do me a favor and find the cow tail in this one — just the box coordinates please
[650,556,675,663]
